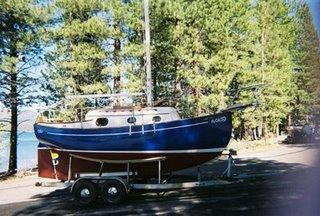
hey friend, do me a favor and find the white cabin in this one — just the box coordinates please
[38,107,181,129]
[85,107,180,128]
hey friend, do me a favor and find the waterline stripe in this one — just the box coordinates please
[45,121,208,137]
[37,146,226,154]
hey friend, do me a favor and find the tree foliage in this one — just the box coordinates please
[149,0,302,138]
[43,0,111,100]
[1,0,319,149]
[0,0,50,175]
[293,2,320,123]
[234,0,298,137]
[41,0,319,138]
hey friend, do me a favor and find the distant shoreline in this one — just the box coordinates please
[0,110,37,132]
[1,131,34,134]
[0,132,38,173]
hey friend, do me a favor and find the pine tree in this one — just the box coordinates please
[103,0,146,105]
[44,0,111,101]
[150,0,184,105]
[122,0,145,95]
[241,0,297,138]
[175,0,253,117]
[293,3,320,123]
[103,0,129,98]
[0,0,50,175]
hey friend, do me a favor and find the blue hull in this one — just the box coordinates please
[34,112,232,153]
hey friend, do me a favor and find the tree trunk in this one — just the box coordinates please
[195,88,201,116]
[174,80,181,106]
[287,114,291,127]
[260,26,268,140]
[256,126,260,139]
[240,120,245,140]
[275,124,280,144]
[195,66,202,116]
[261,117,268,138]
[153,70,157,102]
[140,55,146,106]
[173,58,181,107]
[114,38,121,94]
[244,127,252,140]
[8,72,18,175]
[113,22,121,106]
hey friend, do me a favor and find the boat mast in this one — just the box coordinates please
[143,0,153,107]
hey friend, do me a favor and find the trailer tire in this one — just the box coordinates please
[101,180,126,205]
[72,179,97,206]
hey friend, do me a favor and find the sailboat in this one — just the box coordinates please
[34,0,247,181]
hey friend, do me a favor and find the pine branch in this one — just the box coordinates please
[16,53,40,72]
[18,131,25,137]
[18,119,30,126]
[17,65,36,73]
[0,70,10,75]
[0,85,11,91]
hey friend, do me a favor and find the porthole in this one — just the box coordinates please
[152,116,161,122]
[127,117,136,124]
[96,118,108,126]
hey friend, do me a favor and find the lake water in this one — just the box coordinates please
[0,132,38,172]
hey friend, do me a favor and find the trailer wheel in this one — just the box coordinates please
[73,180,97,206]
[101,180,126,204]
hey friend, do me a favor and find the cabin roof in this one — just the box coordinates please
[85,106,178,117]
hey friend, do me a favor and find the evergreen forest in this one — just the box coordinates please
[0,0,319,174]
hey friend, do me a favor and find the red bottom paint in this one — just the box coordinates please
[38,148,221,181]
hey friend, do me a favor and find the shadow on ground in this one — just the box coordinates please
[3,144,320,216]
[282,142,320,148]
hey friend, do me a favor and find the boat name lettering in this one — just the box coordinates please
[210,116,227,124]
[37,129,43,134]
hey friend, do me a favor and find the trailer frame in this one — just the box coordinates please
[66,149,237,205]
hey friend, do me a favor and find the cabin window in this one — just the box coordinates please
[96,118,108,126]
[127,117,136,124]
[152,116,161,122]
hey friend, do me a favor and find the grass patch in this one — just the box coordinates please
[0,169,37,182]
[228,137,282,153]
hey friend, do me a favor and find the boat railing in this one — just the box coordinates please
[36,106,99,123]
[65,93,145,100]
[36,93,145,124]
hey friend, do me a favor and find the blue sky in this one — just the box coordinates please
[309,0,320,35]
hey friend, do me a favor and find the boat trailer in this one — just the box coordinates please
[38,149,238,206]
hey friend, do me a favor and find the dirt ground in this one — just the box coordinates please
[0,142,319,215]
